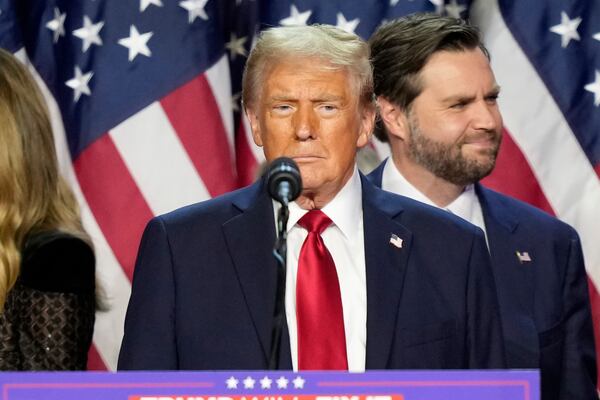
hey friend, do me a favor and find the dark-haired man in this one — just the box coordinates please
[368,13,596,399]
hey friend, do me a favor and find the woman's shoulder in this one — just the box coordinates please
[19,230,95,295]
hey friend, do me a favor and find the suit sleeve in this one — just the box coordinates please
[118,217,178,370]
[558,231,597,399]
[466,229,507,369]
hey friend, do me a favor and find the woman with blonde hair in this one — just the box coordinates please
[0,48,95,370]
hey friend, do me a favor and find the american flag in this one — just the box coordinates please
[1,0,598,379]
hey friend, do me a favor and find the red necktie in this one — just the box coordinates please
[296,210,348,370]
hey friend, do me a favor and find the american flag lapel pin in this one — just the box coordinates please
[516,251,532,263]
[389,233,403,249]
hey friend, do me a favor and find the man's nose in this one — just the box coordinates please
[293,106,317,140]
[472,101,500,131]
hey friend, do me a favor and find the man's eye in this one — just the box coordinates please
[486,95,499,104]
[450,102,466,109]
[272,105,293,114]
[319,104,338,114]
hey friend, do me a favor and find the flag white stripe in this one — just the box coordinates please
[84,201,131,371]
[206,55,235,155]
[110,102,211,216]
[472,0,600,286]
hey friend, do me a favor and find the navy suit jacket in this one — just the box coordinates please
[369,160,597,399]
[118,174,505,371]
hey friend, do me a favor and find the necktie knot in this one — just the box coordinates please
[298,210,332,235]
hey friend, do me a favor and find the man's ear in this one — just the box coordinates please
[245,106,263,147]
[356,104,376,148]
[377,96,409,141]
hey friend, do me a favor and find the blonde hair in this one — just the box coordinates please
[0,49,89,310]
[242,24,374,111]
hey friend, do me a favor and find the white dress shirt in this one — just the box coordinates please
[382,159,488,241]
[275,167,367,372]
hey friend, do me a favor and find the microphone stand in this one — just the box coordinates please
[269,200,289,370]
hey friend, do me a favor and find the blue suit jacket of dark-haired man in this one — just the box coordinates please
[369,160,597,399]
[118,174,506,371]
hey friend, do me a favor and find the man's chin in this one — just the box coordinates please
[461,149,498,167]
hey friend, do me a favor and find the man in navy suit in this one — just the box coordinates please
[368,14,596,398]
[118,24,505,371]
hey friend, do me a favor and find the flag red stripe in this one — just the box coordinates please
[161,74,237,197]
[86,344,108,370]
[235,120,259,187]
[481,128,554,215]
[74,134,154,281]
[595,164,600,179]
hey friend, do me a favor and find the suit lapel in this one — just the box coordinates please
[477,184,538,366]
[362,176,413,369]
[222,180,290,367]
[476,185,531,304]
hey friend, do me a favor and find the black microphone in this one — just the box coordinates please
[267,157,302,205]
[266,157,301,370]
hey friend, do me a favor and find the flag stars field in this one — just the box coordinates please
[280,5,311,26]
[225,33,248,60]
[231,92,241,112]
[66,66,93,102]
[118,25,153,61]
[179,0,210,23]
[335,13,360,34]
[46,7,66,43]
[444,0,466,18]
[73,16,104,52]
[550,11,582,48]
[140,0,163,12]
[585,71,600,107]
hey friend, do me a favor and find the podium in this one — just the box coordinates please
[0,370,538,400]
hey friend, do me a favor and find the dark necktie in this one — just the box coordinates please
[296,210,348,370]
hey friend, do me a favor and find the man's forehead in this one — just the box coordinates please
[264,57,349,80]
[418,49,498,94]
[262,60,354,98]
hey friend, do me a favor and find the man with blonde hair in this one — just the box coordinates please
[119,24,504,371]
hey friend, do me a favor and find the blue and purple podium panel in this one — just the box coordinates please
[0,370,538,400]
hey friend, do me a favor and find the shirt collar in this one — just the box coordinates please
[287,167,362,240]
[382,158,479,222]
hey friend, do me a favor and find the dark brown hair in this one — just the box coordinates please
[369,13,489,141]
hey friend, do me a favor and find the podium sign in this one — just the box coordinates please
[0,370,538,400]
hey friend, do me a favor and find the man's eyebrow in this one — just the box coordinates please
[267,95,298,102]
[266,94,345,102]
[441,85,501,103]
[487,85,501,96]
[310,94,344,102]
[441,94,475,104]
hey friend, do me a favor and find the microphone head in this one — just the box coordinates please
[267,157,302,204]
